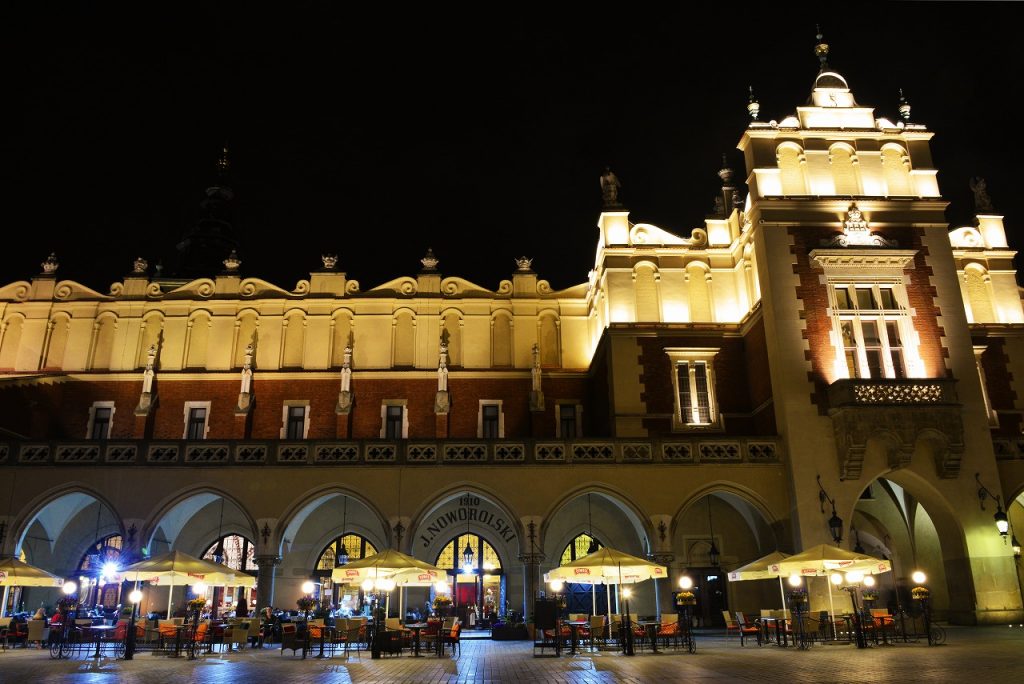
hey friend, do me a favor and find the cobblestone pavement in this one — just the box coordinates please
[2,627,1023,683]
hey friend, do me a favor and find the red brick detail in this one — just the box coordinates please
[336,411,351,439]
[435,412,449,439]
[977,337,1022,436]
[790,227,949,414]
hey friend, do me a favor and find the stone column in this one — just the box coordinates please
[519,552,545,618]
[255,555,281,610]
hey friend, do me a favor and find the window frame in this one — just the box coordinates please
[665,348,721,431]
[86,401,116,440]
[477,400,505,439]
[182,401,212,440]
[280,401,311,440]
[380,400,408,439]
[555,402,582,439]
[829,281,911,379]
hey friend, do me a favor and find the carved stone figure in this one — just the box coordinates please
[322,254,338,270]
[223,249,242,272]
[600,167,622,208]
[337,342,354,414]
[420,248,439,271]
[41,253,59,275]
[970,177,995,213]
[515,256,533,272]
[133,257,148,274]
[529,343,545,411]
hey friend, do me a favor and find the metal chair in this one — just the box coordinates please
[734,612,762,647]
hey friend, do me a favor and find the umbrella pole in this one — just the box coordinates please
[778,575,786,614]
[592,583,596,616]
[1,585,9,617]
[827,578,837,640]
[167,578,174,618]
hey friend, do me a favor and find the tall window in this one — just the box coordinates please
[202,534,257,572]
[183,401,211,440]
[666,348,720,430]
[435,533,502,572]
[559,533,602,565]
[382,403,407,439]
[77,534,123,609]
[832,283,907,378]
[478,401,504,438]
[284,405,308,440]
[316,534,378,570]
[557,403,580,439]
[88,402,114,440]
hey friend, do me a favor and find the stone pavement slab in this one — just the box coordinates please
[1,627,1022,683]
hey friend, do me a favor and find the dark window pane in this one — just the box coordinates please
[677,362,691,423]
[385,406,403,439]
[834,288,851,310]
[878,288,897,309]
[559,405,577,439]
[861,321,880,346]
[482,404,500,438]
[693,362,711,423]
[865,349,883,378]
[855,289,874,310]
[91,407,111,440]
[187,407,207,440]
[286,406,306,440]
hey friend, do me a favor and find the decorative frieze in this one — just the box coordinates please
[55,445,100,464]
[234,444,267,463]
[535,443,566,462]
[146,444,179,463]
[185,444,229,464]
[313,444,358,463]
[19,444,50,463]
[407,444,438,463]
[444,444,487,462]
[278,444,310,463]
[105,444,137,463]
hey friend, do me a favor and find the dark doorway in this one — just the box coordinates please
[694,568,728,627]
[565,583,609,615]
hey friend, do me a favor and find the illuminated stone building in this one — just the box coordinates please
[1,36,1023,625]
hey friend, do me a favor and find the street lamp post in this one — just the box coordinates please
[124,588,142,660]
[621,587,635,656]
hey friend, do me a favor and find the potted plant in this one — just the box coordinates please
[675,591,697,606]
[432,594,452,617]
[788,589,808,606]
[911,586,930,601]
[525,613,536,642]
[862,591,879,603]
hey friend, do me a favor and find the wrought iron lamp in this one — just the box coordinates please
[706,495,720,567]
[587,494,600,554]
[338,497,350,566]
[976,472,1010,537]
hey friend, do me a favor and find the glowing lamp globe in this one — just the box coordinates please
[863,575,876,588]
[129,589,143,604]
[549,579,564,592]
[62,581,77,596]
[361,579,374,591]
[830,573,843,586]
[301,581,315,595]
[678,576,693,590]
[622,588,633,599]
[193,582,208,596]
[434,581,450,594]
[788,574,802,588]
[911,571,927,585]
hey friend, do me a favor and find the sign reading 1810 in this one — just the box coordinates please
[419,496,517,547]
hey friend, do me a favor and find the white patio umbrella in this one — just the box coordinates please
[727,550,792,611]
[332,549,446,619]
[0,557,65,617]
[544,547,668,622]
[121,550,256,616]
[765,544,891,637]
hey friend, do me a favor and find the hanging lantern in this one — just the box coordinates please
[708,540,720,568]
[828,510,844,545]
[463,540,475,570]
[994,506,1009,536]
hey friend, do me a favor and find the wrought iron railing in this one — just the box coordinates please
[827,378,958,408]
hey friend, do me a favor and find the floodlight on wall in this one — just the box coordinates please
[976,472,1010,538]
[817,475,844,545]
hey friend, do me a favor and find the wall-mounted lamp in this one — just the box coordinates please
[817,475,843,544]
[976,472,1009,538]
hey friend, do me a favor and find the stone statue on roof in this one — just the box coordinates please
[600,167,622,208]
[969,177,995,213]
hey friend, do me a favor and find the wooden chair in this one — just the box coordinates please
[734,612,761,647]
[280,623,304,656]
[588,615,607,651]
[342,620,363,658]
[608,614,622,645]
[246,617,263,647]
[442,620,462,656]
[721,610,740,640]
[656,614,679,649]
[26,620,49,648]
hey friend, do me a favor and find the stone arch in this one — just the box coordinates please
[43,311,71,370]
[13,483,125,574]
[538,311,560,367]
[184,309,213,370]
[90,312,119,370]
[829,142,859,195]
[671,482,783,558]
[633,261,661,322]
[441,307,463,367]
[141,486,260,558]
[280,308,306,369]
[776,142,807,195]
[392,307,416,367]
[329,307,354,368]
[848,467,971,622]
[138,311,165,368]
[881,143,912,196]
[276,484,392,557]
[491,310,513,368]
[964,263,995,323]
[233,309,259,368]
[408,482,525,558]
[542,484,654,555]
[686,261,713,322]
[0,312,26,369]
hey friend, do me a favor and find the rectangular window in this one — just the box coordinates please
[187,407,207,440]
[482,405,500,438]
[831,283,911,379]
[385,405,404,439]
[477,401,505,438]
[286,406,306,440]
[88,403,114,440]
[666,348,720,430]
[558,404,580,439]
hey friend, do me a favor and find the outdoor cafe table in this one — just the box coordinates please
[565,620,589,655]
[634,620,661,653]
[406,622,428,657]
[85,624,116,659]
[760,616,788,647]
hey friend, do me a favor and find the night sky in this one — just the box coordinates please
[2,5,1020,292]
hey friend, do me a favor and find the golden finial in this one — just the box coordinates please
[814,25,830,69]
[216,145,230,173]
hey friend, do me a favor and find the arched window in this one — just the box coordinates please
[393,310,415,367]
[91,315,118,370]
[442,312,462,367]
[559,533,603,566]
[77,534,124,609]
[830,145,859,195]
[491,314,512,367]
[0,316,24,369]
[965,267,995,323]
[44,314,70,370]
[202,534,257,572]
[316,534,378,571]
[281,311,305,368]
[777,144,806,195]
[634,265,660,322]
[882,146,912,196]
[434,534,502,573]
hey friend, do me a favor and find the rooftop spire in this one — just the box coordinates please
[216,145,230,175]
[747,85,760,121]
[814,25,830,71]
[898,88,911,122]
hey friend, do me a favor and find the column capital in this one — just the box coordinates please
[255,554,282,567]
[518,552,546,565]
